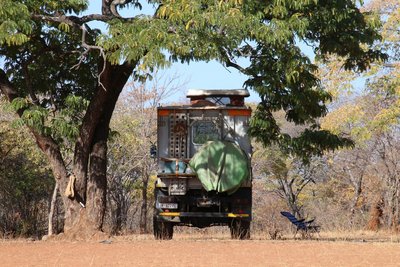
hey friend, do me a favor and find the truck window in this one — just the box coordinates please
[192,120,219,144]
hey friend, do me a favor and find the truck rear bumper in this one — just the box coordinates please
[155,212,251,227]
[158,212,250,218]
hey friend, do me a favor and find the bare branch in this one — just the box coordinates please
[0,144,16,163]
[220,47,246,73]
[383,62,400,68]
[70,24,107,91]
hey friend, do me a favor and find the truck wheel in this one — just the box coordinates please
[230,220,250,240]
[153,218,173,240]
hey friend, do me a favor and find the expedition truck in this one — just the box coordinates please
[153,89,252,240]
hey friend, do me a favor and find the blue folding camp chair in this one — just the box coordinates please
[280,211,320,238]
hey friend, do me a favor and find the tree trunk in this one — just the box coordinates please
[348,168,364,227]
[395,180,400,231]
[114,204,122,234]
[48,182,59,236]
[366,197,384,231]
[87,137,108,230]
[278,176,302,218]
[65,61,134,234]
[140,174,149,234]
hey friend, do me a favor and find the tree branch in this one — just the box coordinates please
[31,13,139,28]
[383,62,399,68]
[110,0,136,17]
[219,47,246,73]
[71,24,107,90]
[0,69,18,105]
[0,144,16,163]
[22,63,40,105]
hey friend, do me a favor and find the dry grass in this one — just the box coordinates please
[315,230,400,242]
[3,225,400,244]
[111,227,400,243]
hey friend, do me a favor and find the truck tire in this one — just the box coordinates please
[153,218,173,240]
[230,219,250,240]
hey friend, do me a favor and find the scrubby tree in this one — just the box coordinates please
[0,0,384,236]
[256,145,319,217]
[319,0,400,230]
[0,102,54,237]
[252,111,328,220]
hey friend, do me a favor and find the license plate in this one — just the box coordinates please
[158,203,178,209]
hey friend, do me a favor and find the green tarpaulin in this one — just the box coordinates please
[189,141,249,194]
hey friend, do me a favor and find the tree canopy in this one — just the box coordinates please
[1,0,385,156]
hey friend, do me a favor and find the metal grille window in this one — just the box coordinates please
[169,113,187,158]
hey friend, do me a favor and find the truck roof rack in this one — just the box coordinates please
[187,89,250,97]
[187,89,250,107]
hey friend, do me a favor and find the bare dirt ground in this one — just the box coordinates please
[1,233,400,267]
